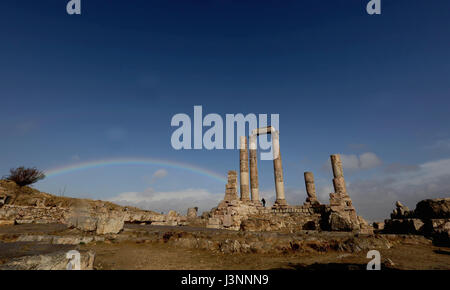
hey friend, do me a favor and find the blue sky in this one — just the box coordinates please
[1,1,449,220]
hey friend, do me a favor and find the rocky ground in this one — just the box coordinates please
[1,180,449,270]
[0,223,449,270]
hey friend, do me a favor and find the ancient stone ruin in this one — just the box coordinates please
[0,179,191,234]
[383,198,450,246]
[206,128,371,233]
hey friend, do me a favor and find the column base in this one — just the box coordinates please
[272,199,288,209]
[305,197,320,205]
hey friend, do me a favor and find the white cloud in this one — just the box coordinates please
[340,152,382,170]
[303,156,449,222]
[149,169,168,183]
[109,188,222,215]
[322,152,382,173]
[358,152,382,169]
[153,169,168,179]
[340,154,360,170]
[347,158,450,221]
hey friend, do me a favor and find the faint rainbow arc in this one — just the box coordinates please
[44,157,227,183]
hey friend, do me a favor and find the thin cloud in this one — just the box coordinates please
[151,169,168,182]
[384,163,420,174]
[347,158,450,221]
[109,188,222,215]
[322,152,382,172]
[341,152,382,170]
[427,139,450,150]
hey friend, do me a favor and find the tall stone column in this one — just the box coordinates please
[272,131,287,206]
[249,134,260,204]
[304,172,318,203]
[330,154,347,195]
[239,136,250,202]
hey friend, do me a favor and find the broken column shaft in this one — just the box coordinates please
[249,134,260,204]
[330,154,347,195]
[223,170,238,201]
[239,136,250,202]
[304,171,318,202]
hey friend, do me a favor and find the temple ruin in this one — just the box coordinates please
[206,127,372,234]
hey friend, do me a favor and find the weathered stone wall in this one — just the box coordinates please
[207,200,260,230]
[241,212,323,232]
[0,202,190,230]
[206,199,329,232]
[0,180,191,233]
[0,205,69,225]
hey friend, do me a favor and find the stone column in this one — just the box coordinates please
[330,154,347,195]
[272,131,287,206]
[223,170,238,201]
[249,134,260,204]
[304,172,318,203]
[239,136,250,202]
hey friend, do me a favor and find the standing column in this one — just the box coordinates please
[272,131,287,206]
[239,136,250,202]
[330,154,347,195]
[304,172,318,204]
[249,134,260,204]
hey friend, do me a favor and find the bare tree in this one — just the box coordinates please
[5,167,46,187]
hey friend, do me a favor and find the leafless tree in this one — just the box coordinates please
[5,167,46,187]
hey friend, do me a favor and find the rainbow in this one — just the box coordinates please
[44,157,227,183]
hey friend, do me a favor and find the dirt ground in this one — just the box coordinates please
[82,239,450,270]
[1,224,450,270]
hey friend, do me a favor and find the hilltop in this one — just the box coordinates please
[0,179,155,213]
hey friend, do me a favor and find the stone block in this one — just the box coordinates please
[208,217,221,225]
[187,207,198,218]
[223,214,232,227]
[0,219,15,226]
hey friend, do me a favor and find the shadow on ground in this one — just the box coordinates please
[434,249,450,255]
